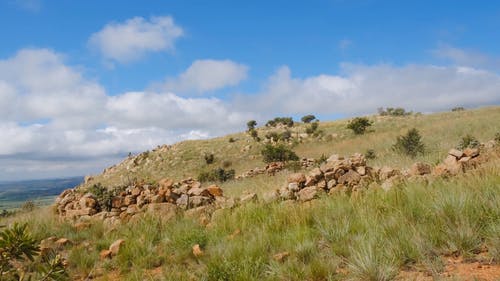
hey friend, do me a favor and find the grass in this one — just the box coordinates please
[2,157,499,280]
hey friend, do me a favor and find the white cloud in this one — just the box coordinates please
[88,16,183,63]
[238,63,500,116]
[432,44,500,71]
[163,59,248,94]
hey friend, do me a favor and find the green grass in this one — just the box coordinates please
[2,159,499,280]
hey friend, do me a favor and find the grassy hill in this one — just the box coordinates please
[1,106,499,280]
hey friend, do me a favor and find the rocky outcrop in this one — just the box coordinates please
[55,178,226,223]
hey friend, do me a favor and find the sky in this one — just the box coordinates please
[0,0,499,181]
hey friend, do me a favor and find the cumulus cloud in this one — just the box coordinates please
[163,59,248,94]
[432,44,500,71]
[88,16,183,63]
[238,63,500,116]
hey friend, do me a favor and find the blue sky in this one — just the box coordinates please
[0,0,499,180]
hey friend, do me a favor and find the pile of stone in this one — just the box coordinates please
[433,147,481,176]
[235,158,315,180]
[55,177,224,224]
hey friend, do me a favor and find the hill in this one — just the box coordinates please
[0,106,499,280]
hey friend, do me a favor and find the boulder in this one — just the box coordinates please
[287,182,300,192]
[350,153,366,167]
[79,195,97,209]
[187,187,210,197]
[298,186,321,202]
[448,148,464,159]
[463,147,479,158]
[111,196,124,209]
[123,195,136,206]
[309,168,323,181]
[409,162,431,176]
[327,179,337,189]
[206,184,223,197]
[189,196,211,208]
[337,170,361,186]
[355,166,366,176]
[379,166,400,181]
[287,173,306,184]
[278,187,294,200]
[443,155,463,175]
[176,194,189,208]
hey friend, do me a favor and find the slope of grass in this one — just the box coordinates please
[3,156,499,280]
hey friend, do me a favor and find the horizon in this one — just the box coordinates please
[1,1,500,180]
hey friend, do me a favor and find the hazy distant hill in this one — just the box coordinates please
[0,177,83,210]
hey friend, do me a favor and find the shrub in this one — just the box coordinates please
[0,223,67,280]
[301,114,316,123]
[266,117,294,127]
[222,160,232,168]
[228,137,236,143]
[261,144,299,163]
[347,117,373,135]
[457,134,480,150]
[21,200,36,212]
[198,168,235,183]
[246,120,257,131]
[279,130,292,141]
[392,128,425,158]
[248,129,260,141]
[365,149,376,160]
[284,161,302,172]
[451,107,465,112]
[88,183,114,212]
[316,154,328,165]
[204,153,215,164]
[265,131,279,141]
[378,107,411,116]
[495,132,500,144]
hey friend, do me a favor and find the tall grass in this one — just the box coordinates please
[2,159,498,280]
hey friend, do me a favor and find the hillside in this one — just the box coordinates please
[81,106,500,196]
[1,106,499,281]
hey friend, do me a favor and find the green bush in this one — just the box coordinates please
[365,149,376,160]
[266,117,294,127]
[392,128,425,158]
[198,168,235,183]
[204,153,215,164]
[301,115,316,123]
[246,120,257,131]
[261,144,299,163]
[279,130,292,141]
[228,137,236,143]
[88,183,114,212]
[347,117,373,135]
[378,107,412,116]
[265,131,279,141]
[457,134,480,150]
[0,223,67,280]
[451,107,465,112]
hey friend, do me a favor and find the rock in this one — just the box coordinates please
[189,196,211,208]
[126,204,139,215]
[55,238,71,247]
[326,154,343,162]
[298,186,321,202]
[337,170,361,186]
[262,190,279,203]
[206,184,223,197]
[278,187,294,200]
[448,148,464,159]
[159,178,174,189]
[287,182,300,192]
[146,203,178,220]
[99,249,112,260]
[350,153,366,167]
[324,171,336,181]
[150,194,165,203]
[176,194,189,208]
[304,176,317,187]
[409,162,431,176]
[309,168,323,181]
[79,195,97,209]
[463,147,479,158]
[433,164,450,177]
[287,173,306,184]
[131,187,142,197]
[111,196,124,208]
[443,155,463,175]
[73,222,91,231]
[355,166,366,176]
[317,180,327,190]
[327,179,337,189]
[187,187,210,197]
[109,239,125,256]
[379,166,400,181]
[192,244,204,257]
[240,193,258,204]
[66,208,97,218]
[458,156,471,163]
[273,251,290,263]
[123,195,136,206]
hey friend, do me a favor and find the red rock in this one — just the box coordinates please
[206,184,223,197]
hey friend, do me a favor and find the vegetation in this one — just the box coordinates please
[261,144,299,163]
[0,223,67,280]
[496,132,500,144]
[88,183,116,212]
[364,149,376,160]
[301,114,316,123]
[378,107,412,116]
[204,153,215,165]
[248,129,260,142]
[457,134,480,150]
[246,120,257,131]
[452,107,465,112]
[392,128,425,158]
[347,117,373,135]
[266,117,294,128]
[198,168,235,183]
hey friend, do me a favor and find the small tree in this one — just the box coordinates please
[261,144,299,163]
[457,134,480,150]
[393,128,425,158]
[246,120,257,131]
[301,115,316,123]
[204,153,215,164]
[347,117,373,135]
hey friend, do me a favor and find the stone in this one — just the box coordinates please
[146,203,178,220]
[448,148,464,159]
[287,182,300,192]
[433,164,449,177]
[355,166,366,176]
[159,178,174,189]
[176,194,189,208]
[443,155,463,175]
[379,166,400,181]
[150,194,165,203]
[262,190,279,203]
[73,222,91,231]
[458,156,471,163]
[206,184,223,197]
[131,187,142,197]
[324,171,336,181]
[126,204,139,215]
[350,153,366,167]
[123,195,136,206]
[304,176,317,187]
[327,179,337,189]
[309,168,323,181]
[409,162,431,176]
[287,173,306,184]
[100,250,112,260]
[240,193,258,203]
[273,251,290,263]
[187,187,210,197]
[317,180,327,190]
[109,239,125,256]
[79,195,97,209]
[66,208,97,218]
[463,147,479,158]
[337,170,361,186]
[136,195,147,207]
[111,196,124,209]
[298,186,321,202]
[55,238,71,247]
[189,196,211,208]
[278,187,294,200]
[192,244,204,257]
